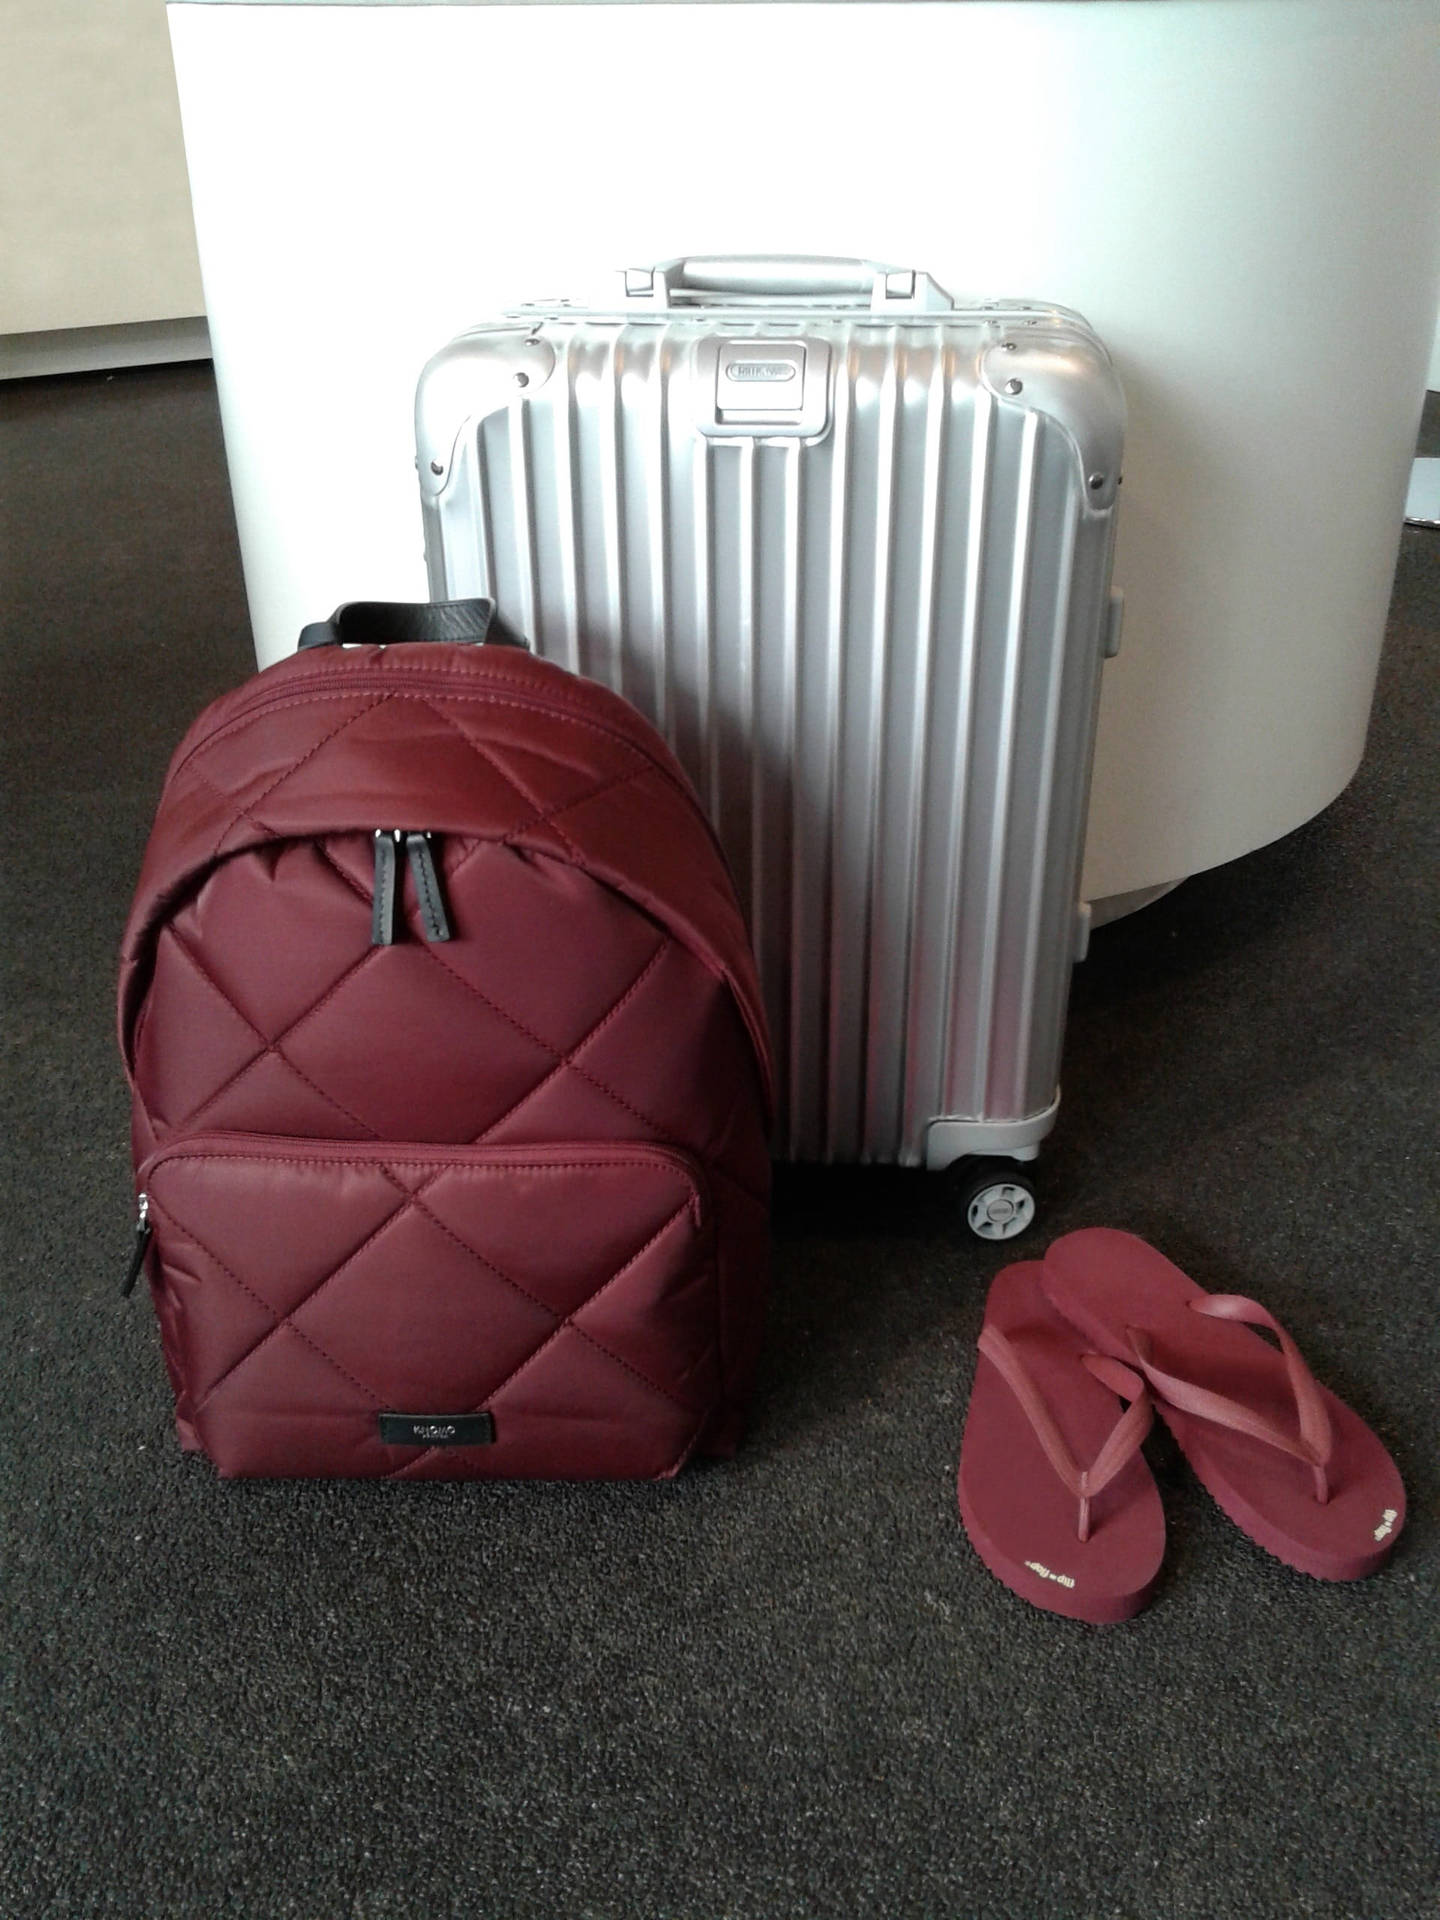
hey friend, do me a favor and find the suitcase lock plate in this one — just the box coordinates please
[695,338,830,439]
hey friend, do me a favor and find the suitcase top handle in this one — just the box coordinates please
[297,598,530,652]
[621,256,956,314]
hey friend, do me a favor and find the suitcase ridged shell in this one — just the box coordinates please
[423,314,1119,1165]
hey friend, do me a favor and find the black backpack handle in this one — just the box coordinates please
[297,598,530,652]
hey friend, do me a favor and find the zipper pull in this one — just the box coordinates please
[372,829,402,945]
[122,1194,152,1298]
[406,832,451,942]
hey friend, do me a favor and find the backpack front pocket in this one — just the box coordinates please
[136,1134,718,1480]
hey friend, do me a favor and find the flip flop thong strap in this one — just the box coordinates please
[977,1325,1153,1543]
[1129,1291,1333,1504]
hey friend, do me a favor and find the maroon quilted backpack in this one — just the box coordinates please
[118,602,773,1480]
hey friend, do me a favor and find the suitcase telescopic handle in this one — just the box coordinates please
[623,255,955,313]
[297,598,530,651]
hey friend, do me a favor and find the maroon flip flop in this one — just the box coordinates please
[1041,1229,1406,1582]
[957,1262,1166,1624]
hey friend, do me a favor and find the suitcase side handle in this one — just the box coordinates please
[297,599,530,651]
[622,256,955,313]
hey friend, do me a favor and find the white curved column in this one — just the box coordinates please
[169,0,1440,899]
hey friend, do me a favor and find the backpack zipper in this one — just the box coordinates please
[372,829,451,945]
[405,832,451,942]
[122,1193,152,1297]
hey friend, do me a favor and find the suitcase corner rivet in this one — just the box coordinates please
[1089,473,1105,490]
[514,372,530,388]
[430,461,444,476]
[1004,378,1024,395]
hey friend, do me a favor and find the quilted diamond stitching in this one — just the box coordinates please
[303,837,679,1143]
[179,1163,700,1434]
[412,758,653,905]
[203,695,390,857]
[163,932,384,1139]
[154,863,771,1211]
[149,1189,397,1413]
[362,1164,584,1320]
[175,682,689,901]
[460,764,656,870]
[394,1182,698,1407]
[192,766,294,864]
[307,836,666,1069]
[155,683,717,1149]
[381,1196,704,1480]
[200,690,629,861]
[466,938,674,1143]
[152,885,685,1157]
[185,1176,453,1410]
[413,697,590,861]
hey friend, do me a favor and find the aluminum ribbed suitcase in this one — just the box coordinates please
[416,256,1124,1224]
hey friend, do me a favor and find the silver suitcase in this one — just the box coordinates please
[416,256,1124,1229]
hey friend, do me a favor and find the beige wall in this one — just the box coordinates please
[0,0,203,334]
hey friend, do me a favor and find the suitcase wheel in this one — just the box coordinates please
[957,1162,1038,1243]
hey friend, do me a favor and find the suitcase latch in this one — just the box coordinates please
[696,338,830,439]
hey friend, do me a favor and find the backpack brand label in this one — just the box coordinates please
[379,1413,496,1447]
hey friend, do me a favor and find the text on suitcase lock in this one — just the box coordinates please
[724,360,797,385]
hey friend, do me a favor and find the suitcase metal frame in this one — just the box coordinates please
[416,256,1124,1187]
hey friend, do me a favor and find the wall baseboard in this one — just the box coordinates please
[1406,457,1440,527]
[0,317,211,380]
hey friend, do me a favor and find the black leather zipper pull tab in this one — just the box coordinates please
[406,832,451,942]
[372,830,402,945]
[122,1195,152,1298]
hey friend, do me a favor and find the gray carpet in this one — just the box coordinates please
[2,367,1436,1920]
